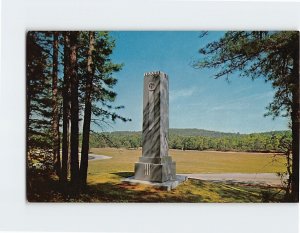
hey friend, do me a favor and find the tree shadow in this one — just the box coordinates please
[209,181,284,203]
[90,179,206,202]
[111,171,134,178]
[27,171,284,203]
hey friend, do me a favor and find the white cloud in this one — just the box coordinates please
[170,86,200,102]
[208,91,274,112]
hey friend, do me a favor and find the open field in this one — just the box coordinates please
[88,147,286,175]
[36,147,283,203]
[27,148,287,202]
[28,171,285,202]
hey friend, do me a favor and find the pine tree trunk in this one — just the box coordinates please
[26,32,32,170]
[52,31,61,177]
[80,31,95,186]
[61,31,71,183]
[26,33,31,150]
[291,32,300,202]
[69,31,80,186]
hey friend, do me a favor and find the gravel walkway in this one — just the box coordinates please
[88,154,112,161]
[179,173,287,186]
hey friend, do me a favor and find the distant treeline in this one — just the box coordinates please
[86,129,292,153]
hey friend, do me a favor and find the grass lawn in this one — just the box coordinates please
[28,148,286,202]
[66,147,286,203]
[88,147,286,175]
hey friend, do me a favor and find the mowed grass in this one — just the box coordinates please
[88,147,286,175]
[68,147,287,203]
[76,174,283,203]
[28,148,286,202]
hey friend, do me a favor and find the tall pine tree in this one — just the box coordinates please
[52,31,61,177]
[69,31,80,186]
[194,31,299,202]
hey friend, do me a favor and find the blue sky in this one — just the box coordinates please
[96,31,289,134]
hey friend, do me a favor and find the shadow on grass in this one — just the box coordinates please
[209,181,284,202]
[111,171,134,178]
[27,172,284,203]
[84,179,207,202]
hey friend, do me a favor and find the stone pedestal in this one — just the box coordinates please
[134,157,176,182]
[123,175,188,191]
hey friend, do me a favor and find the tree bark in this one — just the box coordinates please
[26,33,31,149]
[52,31,61,177]
[61,32,71,183]
[291,32,300,202]
[69,31,80,186]
[80,31,95,186]
[26,32,33,174]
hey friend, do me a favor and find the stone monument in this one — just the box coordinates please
[124,71,187,190]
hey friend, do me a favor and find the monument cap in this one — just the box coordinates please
[144,71,168,78]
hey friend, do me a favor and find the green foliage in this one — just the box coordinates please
[27,31,131,189]
[87,129,291,152]
[26,32,53,150]
[169,128,238,137]
[194,31,299,119]
[77,31,130,127]
[194,31,299,201]
[27,31,130,151]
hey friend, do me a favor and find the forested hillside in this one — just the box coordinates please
[87,129,291,153]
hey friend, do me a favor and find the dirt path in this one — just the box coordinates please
[88,154,112,161]
[180,173,287,187]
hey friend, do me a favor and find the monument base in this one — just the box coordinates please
[122,175,188,191]
[134,158,176,182]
